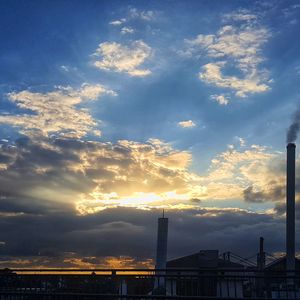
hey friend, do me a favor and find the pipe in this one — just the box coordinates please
[286,143,296,272]
[257,237,265,270]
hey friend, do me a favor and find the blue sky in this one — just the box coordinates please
[0,0,300,268]
[1,1,299,150]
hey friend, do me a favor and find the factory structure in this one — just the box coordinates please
[152,143,300,298]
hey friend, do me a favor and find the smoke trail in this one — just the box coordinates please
[287,109,300,143]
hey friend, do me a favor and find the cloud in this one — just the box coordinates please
[282,4,300,19]
[223,9,258,22]
[93,41,152,77]
[275,199,300,221]
[242,146,300,203]
[108,8,158,32]
[210,94,229,105]
[236,137,246,147]
[121,26,135,35]
[0,84,116,138]
[0,204,291,268]
[0,131,283,215]
[0,255,153,269]
[0,131,295,266]
[198,143,283,201]
[60,65,70,72]
[0,123,285,215]
[178,120,196,128]
[129,8,157,21]
[109,19,126,26]
[184,11,271,99]
[200,62,269,97]
[243,185,284,203]
[0,135,198,215]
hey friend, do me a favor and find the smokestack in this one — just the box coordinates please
[257,237,265,270]
[286,143,296,271]
[155,213,168,270]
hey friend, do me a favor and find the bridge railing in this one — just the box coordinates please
[1,268,300,299]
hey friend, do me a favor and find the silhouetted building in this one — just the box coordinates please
[166,250,244,297]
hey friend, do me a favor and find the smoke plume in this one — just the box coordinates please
[287,109,300,143]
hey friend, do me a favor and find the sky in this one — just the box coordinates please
[0,0,300,269]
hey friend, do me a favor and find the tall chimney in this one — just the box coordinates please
[257,237,265,270]
[155,212,168,270]
[286,143,296,271]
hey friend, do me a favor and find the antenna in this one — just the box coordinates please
[162,209,165,218]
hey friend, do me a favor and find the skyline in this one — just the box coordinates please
[0,0,300,269]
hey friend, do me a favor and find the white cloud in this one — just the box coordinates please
[210,94,229,105]
[186,34,215,49]
[129,8,156,21]
[184,11,271,98]
[0,84,116,138]
[236,137,246,147]
[108,8,158,28]
[223,9,257,22]
[199,143,281,201]
[78,83,116,99]
[200,62,269,97]
[121,26,135,35]
[92,41,152,77]
[109,19,126,26]
[60,65,70,72]
[178,120,196,128]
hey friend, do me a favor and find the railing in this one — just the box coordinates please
[1,268,300,299]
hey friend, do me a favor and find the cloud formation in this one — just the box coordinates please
[121,26,135,35]
[200,61,269,98]
[223,9,257,22]
[93,41,152,77]
[200,144,282,201]
[0,129,284,215]
[111,8,158,25]
[210,94,229,105]
[0,204,290,268]
[178,120,196,128]
[129,8,157,21]
[0,129,293,267]
[184,10,271,101]
[0,84,116,138]
[109,19,126,26]
[0,135,198,215]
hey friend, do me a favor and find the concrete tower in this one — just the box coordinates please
[155,211,168,270]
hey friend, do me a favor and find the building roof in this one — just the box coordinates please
[166,250,244,269]
[265,256,300,271]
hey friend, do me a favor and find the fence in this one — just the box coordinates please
[1,268,300,299]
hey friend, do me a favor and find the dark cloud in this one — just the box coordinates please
[242,154,300,203]
[243,185,285,203]
[274,199,300,220]
[190,198,201,204]
[0,135,298,268]
[0,203,294,268]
